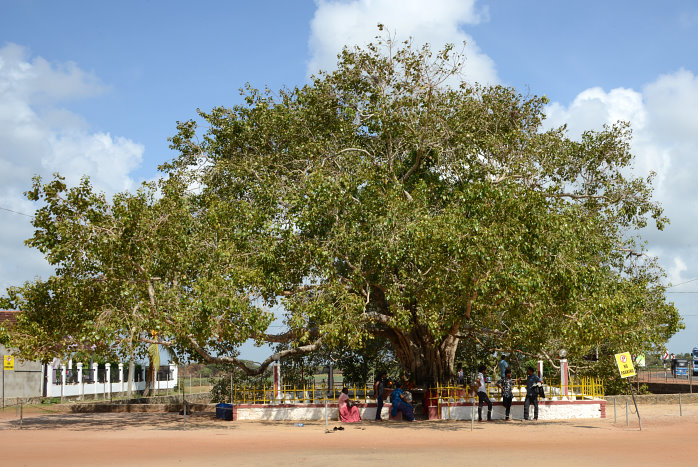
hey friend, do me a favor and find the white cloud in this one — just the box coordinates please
[668,257,688,286]
[308,0,498,85]
[542,70,698,295]
[0,43,144,291]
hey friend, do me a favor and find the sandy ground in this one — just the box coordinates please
[0,404,695,466]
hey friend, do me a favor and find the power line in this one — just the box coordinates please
[0,206,33,218]
[667,277,698,288]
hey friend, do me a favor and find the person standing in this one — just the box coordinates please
[524,366,542,421]
[457,366,465,386]
[497,368,514,420]
[373,371,387,421]
[499,354,509,380]
[477,365,492,422]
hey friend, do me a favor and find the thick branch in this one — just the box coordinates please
[186,334,322,376]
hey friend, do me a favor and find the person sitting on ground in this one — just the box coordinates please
[389,382,415,421]
[338,387,362,423]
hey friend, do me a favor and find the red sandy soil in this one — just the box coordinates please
[0,404,695,466]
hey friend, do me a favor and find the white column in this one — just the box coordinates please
[273,362,282,401]
[560,359,569,399]
[537,360,544,380]
[60,364,66,399]
[77,363,84,399]
[92,363,99,396]
[118,363,124,394]
[45,364,54,398]
[155,364,159,394]
[168,363,175,389]
[105,363,111,397]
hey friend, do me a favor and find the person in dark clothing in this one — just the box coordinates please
[476,365,492,422]
[497,368,514,420]
[524,366,542,421]
[373,371,387,421]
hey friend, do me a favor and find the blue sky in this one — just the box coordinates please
[2,0,698,360]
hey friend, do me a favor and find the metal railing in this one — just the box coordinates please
[231,381,375,405]
[431,376,604,404]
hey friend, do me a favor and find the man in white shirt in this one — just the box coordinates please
[477,365,492,422]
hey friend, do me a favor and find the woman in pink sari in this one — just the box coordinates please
[338,387,362,423]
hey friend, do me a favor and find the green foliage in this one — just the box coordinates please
[2,32,682,385]
[209,365,272,403]
[328,336,400,385]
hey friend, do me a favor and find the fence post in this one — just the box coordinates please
[77,363,84,400]
[613,398,616,423]
[626,400,629,426]
[324,385,328,432]
[92,362,99,399]
[60,364,66,403]
[118,363,124,395]
[105,363,111,401]
[182,378,186,426]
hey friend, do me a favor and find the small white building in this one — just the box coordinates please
[2,310,177,400]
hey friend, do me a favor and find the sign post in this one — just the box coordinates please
[3,355,15,408]
[615,352,641,430]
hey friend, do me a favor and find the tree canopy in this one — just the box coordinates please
[1,36,682,385]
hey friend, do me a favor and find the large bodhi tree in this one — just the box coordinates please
[2,36,682,385]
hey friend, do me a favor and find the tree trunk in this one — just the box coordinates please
[385,326,459,386]
[143,365,152,397]
[127,360,135,398]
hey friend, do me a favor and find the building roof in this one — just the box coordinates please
[0,310,20,325]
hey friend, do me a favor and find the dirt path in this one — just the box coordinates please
[0,404,695,466]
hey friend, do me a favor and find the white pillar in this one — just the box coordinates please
[273,362,282,400]
[168,363,175,389]
[45,364,54,398]
[154,365,159,394]
[560,359,569,398]
[60,364,66,400]
[105,363,111,396]
[537,360,544,380]
[92,363,99,396]
[77,363,84,399]
[118,363,124,394]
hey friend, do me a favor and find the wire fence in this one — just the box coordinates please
[636,364,696,384]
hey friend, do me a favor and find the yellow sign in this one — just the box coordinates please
[3,355,14,371]
[615,352,636,378]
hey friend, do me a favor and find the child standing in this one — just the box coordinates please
[476,365,492,422]
[497,368,514,420]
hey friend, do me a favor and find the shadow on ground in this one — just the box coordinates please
[0,411,237,431]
